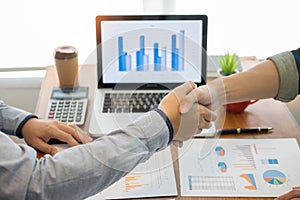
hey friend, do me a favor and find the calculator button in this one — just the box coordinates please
[76,116,82,122]
[48,114,54,119]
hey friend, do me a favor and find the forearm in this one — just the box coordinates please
[180,50,299,117]
[208,50,299,105]
[199,60,280,109]
[0,110,170,200]
[222,59,280,103]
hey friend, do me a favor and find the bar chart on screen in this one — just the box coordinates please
[101,19,203,84]
[117,30,185,72]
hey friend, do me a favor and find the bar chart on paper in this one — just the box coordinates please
[178,138,300,197]
[125,175,148,192]
[86,147,177,199]
[117,30,185,72]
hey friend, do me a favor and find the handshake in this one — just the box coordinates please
[158,81,219,148]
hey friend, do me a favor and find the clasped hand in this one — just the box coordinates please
[21,81,216,154]
[159,81,216,147]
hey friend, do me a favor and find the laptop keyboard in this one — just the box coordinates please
[102,92,168,113]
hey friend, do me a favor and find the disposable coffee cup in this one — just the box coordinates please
[54,46,79,87]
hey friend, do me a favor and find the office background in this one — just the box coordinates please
[0,0,299,118]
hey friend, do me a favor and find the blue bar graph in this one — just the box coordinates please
[118,36,132,71]
[154,43,160,71]
[154,43,167,71]
[135,36,150,71]
[178,30,185,70]
[117,30,184,72]
[171,30,184,71]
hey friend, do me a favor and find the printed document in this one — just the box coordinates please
[179,138,300,197]
[87,147,177,199]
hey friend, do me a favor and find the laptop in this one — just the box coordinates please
[89,15,208,137]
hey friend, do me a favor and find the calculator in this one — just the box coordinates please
[45,87,88,125]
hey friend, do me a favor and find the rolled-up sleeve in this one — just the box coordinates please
[267,51,299,102]
[291,48,300,94]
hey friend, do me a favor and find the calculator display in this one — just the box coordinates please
[51,87,88,100]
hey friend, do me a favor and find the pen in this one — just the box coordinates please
[218,127,273,134]
[192,127,274,138]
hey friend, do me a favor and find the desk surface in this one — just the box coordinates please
[35,60,300,200]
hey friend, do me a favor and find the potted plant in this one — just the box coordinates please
[217,51,240,76]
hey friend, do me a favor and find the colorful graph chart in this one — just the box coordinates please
[118,30,185,72]
[240,174,257,190]
[188,176,235,191]
[215,146,225,156]
[218,162,227,173]
[125,175,148,192]
[232,144,256,170]
[261,158,279,165]
[263,170,286,185]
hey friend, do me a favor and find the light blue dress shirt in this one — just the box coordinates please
[0,100,171,199]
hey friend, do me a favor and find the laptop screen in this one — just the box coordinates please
[96,15,207,89]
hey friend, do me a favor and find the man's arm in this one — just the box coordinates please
[180,49,300,113]
[0,110,170,200]
[0,81,216,200]
[0,100,36,137]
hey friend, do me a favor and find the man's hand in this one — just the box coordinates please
[21,118,93,156]
[159,81,216,145]
[180,85,211,113]
[275,186,300,200]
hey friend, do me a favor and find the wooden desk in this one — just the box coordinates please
[35,63,300,200]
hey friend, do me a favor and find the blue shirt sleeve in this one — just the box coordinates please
[0,100,38,138]
[0,110,170,199]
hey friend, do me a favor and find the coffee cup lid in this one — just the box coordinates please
[54,46,78,59]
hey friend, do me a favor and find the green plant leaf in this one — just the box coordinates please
[218,51,240,75]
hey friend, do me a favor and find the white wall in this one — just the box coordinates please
[0,88,40,113]
[175,0,299,58]
[0,0,144,69]
[0,0,299,121]
[0,0,298,70]
[0,70,45,112]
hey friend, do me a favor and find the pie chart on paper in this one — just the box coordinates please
[263,170,286,185]
[215,146,225,156]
